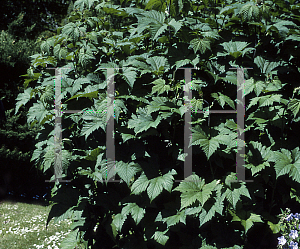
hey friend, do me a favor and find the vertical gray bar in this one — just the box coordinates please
[54,69,62,182]
[184,68,193,180]
[229,67,253,183]
[106,68,116,182]
[236,69,246,182]
[46,67,71,183]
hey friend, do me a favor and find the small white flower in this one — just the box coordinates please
[278,236,286,245]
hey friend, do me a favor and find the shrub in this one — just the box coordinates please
[16,0,300,248]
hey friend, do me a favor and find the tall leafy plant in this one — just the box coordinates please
[16,0,300,248]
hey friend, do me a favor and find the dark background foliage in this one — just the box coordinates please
[0,0,75,202]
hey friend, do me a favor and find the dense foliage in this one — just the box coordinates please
[0,1,74,200]
[0,0,73,38]
[16,0,300,248]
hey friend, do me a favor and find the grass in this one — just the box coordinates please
[0,197,73,249]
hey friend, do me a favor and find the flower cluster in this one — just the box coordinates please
[277,208,300,249]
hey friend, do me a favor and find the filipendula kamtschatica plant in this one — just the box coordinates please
[277,208,300,249]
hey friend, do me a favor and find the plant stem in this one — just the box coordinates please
[269,178,277,214]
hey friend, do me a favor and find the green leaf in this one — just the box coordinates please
[85,147,105,161]
[162,210,186,227]
[128,107,162,134]
[79,168,103,183]
[23,78,35,89]
[220,41,251,58]
[27,101,52,126]
[43,148,72,174]
[270,20,297,38]
[291,187,300,204]
[244,78,265,96]
[264,79,283,92]
[199,138,220,159]
[199,205,217,227]
[254,56,282,75]
[239,3,260,22]
[94,97,127,122]
[224,184,251,209]
[219,71,237,85]
[62,22,86,42]
[188,125,207,144]
[153,24,168,40]
[121,203,145,225]
[145,0,166,11]
[211,92,235,109]
[95,155,116,182]
[147,169,176,201]
[53,44,68,60]
[168,19,182,35]
[78,47,95,68]
[270,148,300,183]
[173,174,219,210]
[185,205,202,216]
[268,221,281,234]
[64,77,90,96]
[131,173,150,195]
[247,94,282,110]
[175,59,192,69]
[121,133,136,143]
[43,149,55,173]
[152,230,169,246]
[121,67,137,88]
[60,229,80,249]
[191,98,203,113]
[116,161,142,185]
[151,79,170,95]
[112,213,127,232]
[40,85,54,106]
[189,38,211,54]
[80,0,99,9]
[147,97,173,115]
[242,213,263,233]
[65,91,98,102]
[15,87,33,115]
[189,125,220,159]
[134,10,167,41]
[202,30,221,40]
[288,99,300,118]
[245,141,272,176]
[219,5,238,15]
[232,211,263,234]
[40,38,55,53]
[146,56,169,76]
[81,111,106,140]
[286,34,300,42]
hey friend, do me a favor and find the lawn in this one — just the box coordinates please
[0,197,73,249]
